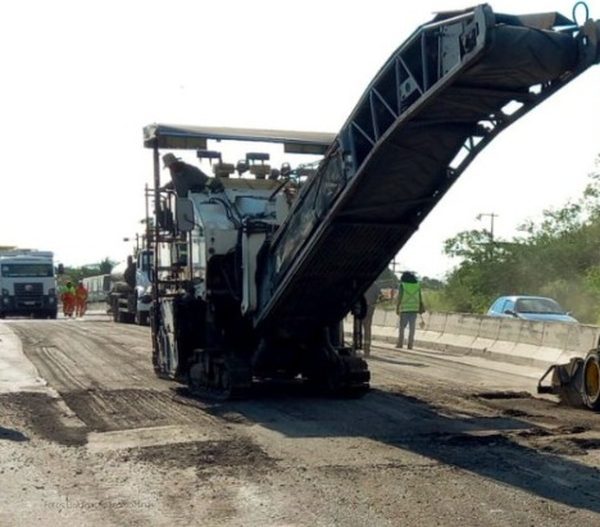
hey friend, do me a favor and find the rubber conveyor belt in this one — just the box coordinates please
[256,5,600,335]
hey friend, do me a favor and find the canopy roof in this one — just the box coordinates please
[143,123,336,155]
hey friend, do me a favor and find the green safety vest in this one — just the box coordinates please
[399,282,421,312]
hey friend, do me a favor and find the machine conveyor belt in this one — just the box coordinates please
[255,5,600,335]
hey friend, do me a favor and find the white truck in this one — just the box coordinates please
[82,274,111,303]
[107,249,153,325]
[0,250,59,319]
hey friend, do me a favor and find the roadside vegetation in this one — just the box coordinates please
[429,158,600,324]
[59,257,115,287]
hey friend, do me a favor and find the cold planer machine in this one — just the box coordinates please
[144,4,600,399]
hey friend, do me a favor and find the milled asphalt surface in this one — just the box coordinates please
[2,316,600,526]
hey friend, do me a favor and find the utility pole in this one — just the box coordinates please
[123,234,140,254]
[476,212,498,243]
[390,255,401,279]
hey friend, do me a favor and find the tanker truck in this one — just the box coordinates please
[107,249,153,325]
[143,5,600,399]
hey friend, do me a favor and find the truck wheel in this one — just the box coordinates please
[136,311,149,326]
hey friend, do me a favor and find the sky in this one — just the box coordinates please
[1,0,599,279]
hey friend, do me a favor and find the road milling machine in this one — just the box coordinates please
[143,4,600,399]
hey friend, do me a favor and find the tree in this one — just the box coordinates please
[98,257,115,275]
[439,163,600,322]
[58,258,117,288]
[421,277,445,290]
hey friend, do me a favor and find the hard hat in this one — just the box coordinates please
[162,153,180,168]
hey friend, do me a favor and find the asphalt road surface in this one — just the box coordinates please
[2,316,600,526]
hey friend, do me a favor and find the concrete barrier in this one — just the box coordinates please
[372,310,386,327]
[557,323,600,364]
[489,320,553,368]
[471,317,500,356]
[350,308,600,370]
[382,311,397,327]
[436,314,480,352]
[418,312,447,348]
[515,321,550,367]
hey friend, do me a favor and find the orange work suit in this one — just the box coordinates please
[61,288,76,317]
[75,285,88,317]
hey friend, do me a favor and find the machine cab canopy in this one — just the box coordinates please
[143,123,336,155]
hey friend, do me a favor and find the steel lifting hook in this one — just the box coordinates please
[573,1,590,24]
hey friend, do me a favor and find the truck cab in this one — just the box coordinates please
[0,250,58,319]
[135,249,153,323]
[108,249,153,325]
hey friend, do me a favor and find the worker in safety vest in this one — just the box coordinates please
[395,271,425,349]
[60,281,76,318]
[75,282,88,318]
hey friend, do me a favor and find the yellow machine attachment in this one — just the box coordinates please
[538,349,600,410]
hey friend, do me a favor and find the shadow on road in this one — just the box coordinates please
[367,355,428,368]
[0,426,29,442]
[201,386,600,513]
